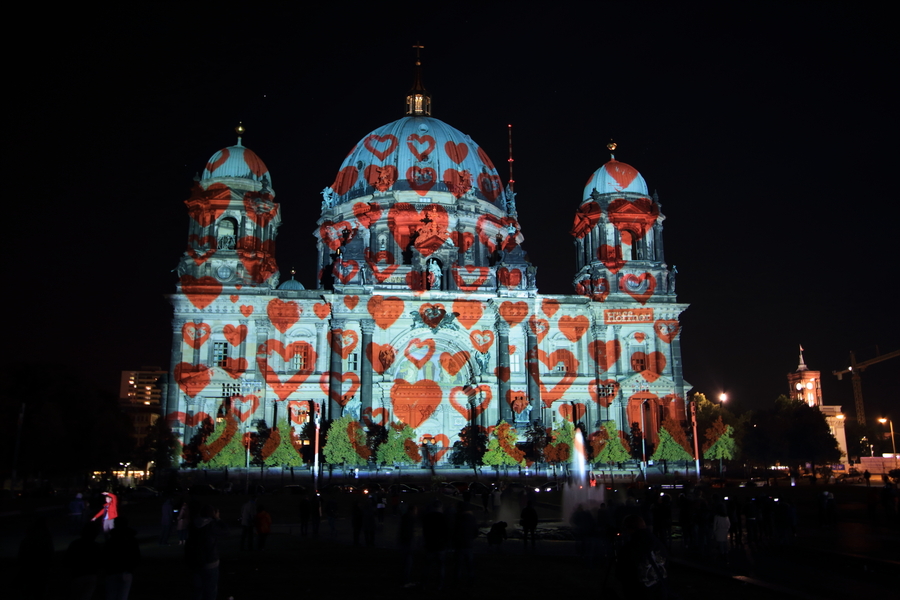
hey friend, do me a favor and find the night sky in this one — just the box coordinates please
[11,4,897,422]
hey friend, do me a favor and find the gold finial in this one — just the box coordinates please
[607,140,617,160]
[290,267,296,277]
[235,122,245,146]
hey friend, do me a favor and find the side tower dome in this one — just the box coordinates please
[176,126,281,291]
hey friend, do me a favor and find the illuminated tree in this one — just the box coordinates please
[323,414,368,469]
[263,419,304,466]
[703,416,736,474]
[544,421,574,473]
[376,422,420,472]
[592,421,631,466]
[203,415,247,468]
[652,417,693,467]
[483,420,526,472]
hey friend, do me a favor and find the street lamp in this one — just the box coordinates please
[878,418,897,468]
[719,393,727,403]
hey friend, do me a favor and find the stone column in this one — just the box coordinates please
[328,319,345,421]
[525,326,542,425]
[496,318,511,423]
[360,319,375,417]
[165,318,186,429]
[315,322,328,373]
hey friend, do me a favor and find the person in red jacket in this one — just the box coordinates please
[92,492,118,533]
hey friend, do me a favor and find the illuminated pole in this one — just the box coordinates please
[879,418,897,469]
[690,399,701,480]
[718,393,727,475]
[640,399,648,478]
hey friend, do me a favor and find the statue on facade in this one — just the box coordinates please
[320,187,335,210]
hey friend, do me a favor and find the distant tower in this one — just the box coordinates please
[787,347,822,407]
[787,347,848,465]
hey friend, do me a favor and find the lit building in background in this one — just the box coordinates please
[787,349,848,465]
[162,65,689,468]
[119,368,165,448]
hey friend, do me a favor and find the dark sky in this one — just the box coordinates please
[10,4,897,422]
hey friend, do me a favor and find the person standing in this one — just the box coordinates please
[92,492,119,534]
[185,504,228,600]
[520,500,538,548]
[255,504,271,551]
[159,497,174,545]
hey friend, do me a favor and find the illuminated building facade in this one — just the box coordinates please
[787,350,848,464]
[163,74,690,467]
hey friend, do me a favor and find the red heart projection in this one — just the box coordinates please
[236,238,278,285]
[320,372,360,406]
[559,403,586,423]
[235,284,243,290]
[589,379,620,407]
[440,350,469,377]
[223,324,247,346]
[476,214,501,253]
[258,366,308,401]
[166,411,211,428]
[506,391,530,414]
[329,328,359,359]
[364,134,398,160]
[367,296,405,329]
[528,315,550,344]
[240,305,254,317]
[180,275,222,310]
[406,166,437,195]
[407,134,436,161]
[186,235,217,265]
[319,220,354,251]
[182,322,211,349]
[387,203,449,253]
[509,345,517,355]
[334,259,360,284]
[469,330,495,353]
[231,395,260,422]
[443,169,473,198]
[331,166,358,197]
[391,380,442,428]
[654,319,680,343]
[419,303,447,328]
[451,265,490,291]
[608,198,659,240]
[529,349,577,404]
[632,351,666,382]
[588,340,621,372]
[634,332,646,343]
[260,340,314,364]
[267,298,301,333]
[444,141,469,163]
[230,295,239,303]
[494,366,511,382]
[605,161,641,191]
[477,174,502,203]
[288,400,309,425]
[499,301,529,327]
[619,273,657,305]
[314,302,331,319]
[352,202,382,229]
[498,267,522,288]
[361,406,389,428]
[477,147,495,170]
[449,385,492,420]
[452,300,483,329]
[344,296,359,311]
[541,299,560,318]
[598,245,625,273]
[366,342,396,374]
[364,164,398,192]
[450,231,475,252]
[205,148,229,174]
[175,363,211,398]
[404,338,436,369]
[571,202,602,239]
[368,258,400,283]
[559,315,589,342]
[419,433,451,462]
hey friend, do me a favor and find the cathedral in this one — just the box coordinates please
[163,63,690,469]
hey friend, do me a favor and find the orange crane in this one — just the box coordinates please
[833,348,899,426]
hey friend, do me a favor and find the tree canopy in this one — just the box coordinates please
[482,421,525,468]
[742,395,841,467]
[592,421,631,465]
[323,414,369,467]
[376,422,419,469]
[703,416,737,461]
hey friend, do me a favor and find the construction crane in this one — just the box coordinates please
[833,348,899,426]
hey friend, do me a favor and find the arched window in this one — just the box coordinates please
[217,217,238,250]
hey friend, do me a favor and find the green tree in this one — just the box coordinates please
[592,421,631,466]
[703,416,737,475]
[323,414,368,469]
[652,417,693,464]
[742,395,841,470]
[482,421,525,471]
[203,415,247,468]
[544,421,574,473]
[448,425,487,472]
[376,423,419,471]
[263,419,304,466]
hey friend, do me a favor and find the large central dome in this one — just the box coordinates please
[329,116,506,206]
